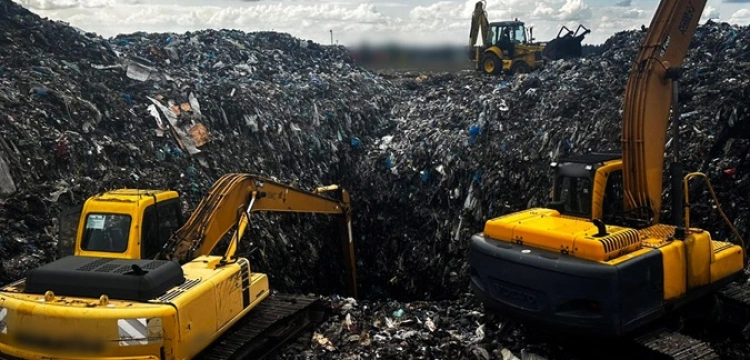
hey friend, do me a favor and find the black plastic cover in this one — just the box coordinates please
[469,233,664,338]
[25,256,185,302]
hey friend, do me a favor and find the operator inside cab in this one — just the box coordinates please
[498,28,514,59]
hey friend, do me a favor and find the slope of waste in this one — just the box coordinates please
[348,21,750,302]
[2,0,750,358]
[0,0,399,294]
[276,22,750,360]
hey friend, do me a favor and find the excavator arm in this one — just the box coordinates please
[157,173,357,297]
[621,0,706,224]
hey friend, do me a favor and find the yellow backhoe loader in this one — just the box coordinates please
[468,0,750,357]
[0,173,357,360]
[468,0,590,75]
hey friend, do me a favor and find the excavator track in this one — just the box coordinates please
[632,328,720,360]
[195,293,327,360]
[717,279,750,308]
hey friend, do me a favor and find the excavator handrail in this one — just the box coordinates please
[157,173,358,298]
[682,171,746,264]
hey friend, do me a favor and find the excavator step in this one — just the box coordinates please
[194,292,327,360]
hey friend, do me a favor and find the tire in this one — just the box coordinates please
[480,53,502,75]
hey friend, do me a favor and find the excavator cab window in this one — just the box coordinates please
[140,199,182,259]
[550,176,592,218]
[80,213,131,253]
[601,170,624,222]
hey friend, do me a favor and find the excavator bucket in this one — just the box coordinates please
[542,24,591,60]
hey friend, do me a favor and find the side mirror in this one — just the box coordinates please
[547,200,565,212]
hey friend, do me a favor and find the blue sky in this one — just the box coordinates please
[12,0,750,46]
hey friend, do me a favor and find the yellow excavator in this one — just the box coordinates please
[469,0,750,356]
[0,173,357,360]
[468,0,590,75]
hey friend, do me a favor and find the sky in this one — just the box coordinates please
[11,0,750,46]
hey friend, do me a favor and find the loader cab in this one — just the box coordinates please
[489,21,528,49]
[547,152,624,223]
[57,189,184,260]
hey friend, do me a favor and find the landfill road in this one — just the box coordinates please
[2,0,750,358]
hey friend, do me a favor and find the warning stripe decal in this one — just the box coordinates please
[0,307,7,334]
[118,318,148,346]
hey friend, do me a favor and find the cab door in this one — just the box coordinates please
[140,199,184,259]
[57,205,82,259]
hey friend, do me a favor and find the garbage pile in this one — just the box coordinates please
[348,21,750,301]
[2,0,750,357]
[277,293,555,360]
[0,0,398,291]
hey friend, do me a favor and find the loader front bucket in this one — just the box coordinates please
[542,25,591,60]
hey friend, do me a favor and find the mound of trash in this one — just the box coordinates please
[2,0,750,358]
[2,0,750,312]
[348,21,750,301]
[0,0,398,292]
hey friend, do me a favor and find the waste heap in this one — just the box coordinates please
[277,23,750,359]
[2,0,750,357]
[348,22,750,302]
[0,0,398,293]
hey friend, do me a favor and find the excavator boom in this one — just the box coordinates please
[621,0,705,223]
[159,173,357,298]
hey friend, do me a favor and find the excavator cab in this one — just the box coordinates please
[547,152,625,224]
[57,189,184,260]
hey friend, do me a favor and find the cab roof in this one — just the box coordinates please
[490,21,524,27]
[557,151,622,166]
[90,189,178,204]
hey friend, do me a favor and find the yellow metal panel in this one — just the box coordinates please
[484,208,641,261]
[709,242,744,283]
[483,208,559,240]
[684,230,712,290]
[0,293,174,359]
[590,161,622,220]
[212,268,244,330]
[250,273,270,302]
[168,256,270,360]
[656,240,686,300]
[602,247,654,266]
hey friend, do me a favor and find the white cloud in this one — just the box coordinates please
[11,0,750,47]
[702,5,720,20]
[620,8,644,19]
[14,0,139,9]
[557,0,592,20]
[409,1,463,21]
[729,8,750,24]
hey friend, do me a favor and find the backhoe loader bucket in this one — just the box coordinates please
[542,24,591,60]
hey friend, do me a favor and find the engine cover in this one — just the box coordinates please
[24,256,185,302]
